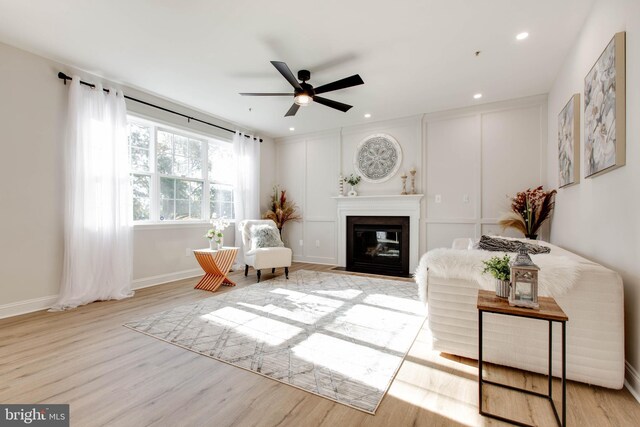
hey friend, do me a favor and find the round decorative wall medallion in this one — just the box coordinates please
[353,133,402,183]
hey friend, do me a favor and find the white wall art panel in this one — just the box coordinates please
[341,116,422,196]
[306,134,339,218]
[426,115,480,220]
[304,222,337,263]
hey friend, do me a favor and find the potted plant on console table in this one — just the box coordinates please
[482,255,511,298]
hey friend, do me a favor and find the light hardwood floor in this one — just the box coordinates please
[1,263,639,426]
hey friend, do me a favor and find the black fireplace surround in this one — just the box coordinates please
[346,216,410,277]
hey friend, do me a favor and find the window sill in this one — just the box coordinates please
[134,220,236,231]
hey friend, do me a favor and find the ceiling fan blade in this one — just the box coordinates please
[271,61,302,90]
[285,103,300,117]
[239,93,292,96]
[313,74,364,95]
[313,96,353,112]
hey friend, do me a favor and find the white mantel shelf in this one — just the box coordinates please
[334,193,423,273]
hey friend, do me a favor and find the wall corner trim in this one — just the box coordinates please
[625,361,640,403]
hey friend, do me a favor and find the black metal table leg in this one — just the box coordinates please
[562,321,566,427]
[478,310,483,414]
[549,320,553,399]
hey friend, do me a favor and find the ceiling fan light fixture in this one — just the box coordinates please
[294,94,312,106]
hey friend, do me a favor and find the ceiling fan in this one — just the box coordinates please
[240,61,364,117]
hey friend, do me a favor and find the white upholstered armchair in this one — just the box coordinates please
[239,220,292,282]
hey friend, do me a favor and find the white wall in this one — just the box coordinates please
[275,95,547,264]
[0,41,276,316]
[545,0,640,391]
[275,130,341,264]
[0,41,66,309]
[425,97,547,250]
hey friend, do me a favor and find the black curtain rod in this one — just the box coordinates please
[57,72,262,143]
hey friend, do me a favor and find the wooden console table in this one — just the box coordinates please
[477,289,568,427]
[193,247,239,292]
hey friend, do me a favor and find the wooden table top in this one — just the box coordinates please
[193,247,239,253]
[477,290,568,322]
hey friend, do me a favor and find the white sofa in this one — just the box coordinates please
[414,239,625,389]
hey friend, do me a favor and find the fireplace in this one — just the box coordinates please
[346,216,410,277]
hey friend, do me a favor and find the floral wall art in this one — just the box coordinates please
[558,94,580,187]
[583,32,626,178]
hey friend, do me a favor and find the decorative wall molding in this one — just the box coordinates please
[340,115,422,136]
[423,95,548,250]
[423,94,548,123]
[626,361,640,404]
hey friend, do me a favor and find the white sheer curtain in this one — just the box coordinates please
[51,77,133,310]
[233,131,261,268]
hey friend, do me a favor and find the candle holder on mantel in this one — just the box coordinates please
[338,174,344,197]
[409,168,417,194]
[400,173,408,195]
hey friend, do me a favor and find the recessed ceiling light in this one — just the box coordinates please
[516,32,529,41]
[289,127,295,131]
[364,113,371,118]
[473,93,483,99]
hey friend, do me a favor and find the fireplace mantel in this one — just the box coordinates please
[334,194,424,273]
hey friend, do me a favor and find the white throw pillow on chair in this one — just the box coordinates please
[250,224,284,251]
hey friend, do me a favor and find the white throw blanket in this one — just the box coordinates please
[414,248,581,303]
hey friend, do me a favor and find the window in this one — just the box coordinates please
[126,117,235,222]
[127,123,152,221]
[208,140,235,218]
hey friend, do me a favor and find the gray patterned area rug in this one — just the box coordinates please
[124,269,427,414]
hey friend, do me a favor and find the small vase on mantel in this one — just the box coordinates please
[348,185,358,197]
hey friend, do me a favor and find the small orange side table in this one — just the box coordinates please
[192,247,239,292]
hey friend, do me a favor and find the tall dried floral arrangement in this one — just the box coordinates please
[498,186,557,239]
[263,185,302,234]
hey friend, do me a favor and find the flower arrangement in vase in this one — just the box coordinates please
[263,185,302,236]
[343,174,362,197]
[499,186,557,239]
[206,213,231,250]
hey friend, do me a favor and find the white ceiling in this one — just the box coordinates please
[0,0,594,138]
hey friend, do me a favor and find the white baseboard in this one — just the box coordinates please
[132,268,202,290]
[0,295,58,319]
[292,256,337,266]
[625,361,640,403]
[0,269,203,320]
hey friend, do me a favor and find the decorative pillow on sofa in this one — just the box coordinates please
[478,235,550,254]
[250,224,285,251]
